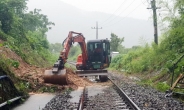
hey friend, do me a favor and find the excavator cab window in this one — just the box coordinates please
[87,42,103,62]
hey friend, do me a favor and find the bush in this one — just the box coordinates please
[155,82,170,92]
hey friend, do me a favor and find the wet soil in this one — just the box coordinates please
[0,46,95,93]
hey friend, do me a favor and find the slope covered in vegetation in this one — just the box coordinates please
[0,0,59,95]
[110,0,184,92]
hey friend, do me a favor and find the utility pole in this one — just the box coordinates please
[147,0,160,45]
[91,21,102,39]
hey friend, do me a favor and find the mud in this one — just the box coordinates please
[0,46,95,93]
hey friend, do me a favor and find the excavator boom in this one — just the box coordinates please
[43,31,88,85]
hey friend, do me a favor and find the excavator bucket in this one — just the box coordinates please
[43,69,67,85]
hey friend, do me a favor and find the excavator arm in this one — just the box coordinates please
[44,31,88,85]
[54,31,88,71]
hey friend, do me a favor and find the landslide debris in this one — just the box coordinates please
[0,45,94,93]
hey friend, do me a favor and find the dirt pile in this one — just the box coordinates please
[66,68,93,88]
[0,45,94,92]
[18,67,94,92]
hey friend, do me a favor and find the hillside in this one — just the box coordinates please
[0,41,92,93]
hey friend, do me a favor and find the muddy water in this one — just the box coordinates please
[12,93,55,110]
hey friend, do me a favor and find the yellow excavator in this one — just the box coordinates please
[43,31,111,85]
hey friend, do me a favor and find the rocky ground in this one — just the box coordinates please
[110,72,184,110]
[42,72,184,110]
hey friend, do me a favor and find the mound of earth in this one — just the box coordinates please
[0,43,94,93]
[66,68,94,88]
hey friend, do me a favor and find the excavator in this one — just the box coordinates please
[43,31,111,85]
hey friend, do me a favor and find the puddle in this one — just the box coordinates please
[12,93,55,110]
[69,87,84,103]
[87,86,108,96]
[69,86,107,103]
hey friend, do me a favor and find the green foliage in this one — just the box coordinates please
[110,33,124,52]
[38,86,58,93]
[138,79,153,87]
[15,81,30,92]
[0,0,56,67]
[11,60,19,68]
[0,55,20,69]
[23,9,55,33]
[66,87,74,93]
[49,43,63,53]
[0,30,10,40]
[110,54,124,70]
[154,82,170,92]
[7,100,11,105]
[110,45,157,73]
[68,44,81,61]
[109,0,184,93]
[0,0,60,100]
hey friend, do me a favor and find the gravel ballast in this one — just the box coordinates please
[42,72,184,110]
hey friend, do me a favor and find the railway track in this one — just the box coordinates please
[67,61,140,109]
[108,77,140,110]
[76,77,140,110]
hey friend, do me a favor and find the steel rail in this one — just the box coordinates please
[68,61,140,109]
[108,77,141,110]
[0,75,22,108]
[0,96,22,107]
[77,86,86,110]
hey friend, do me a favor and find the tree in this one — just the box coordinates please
[49,43,63,53]
[0,0,56,66]
[110,33,124,52]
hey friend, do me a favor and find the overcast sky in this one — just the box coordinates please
[27,0,157,48]
[59,0,153,20]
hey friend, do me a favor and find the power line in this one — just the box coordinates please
[83,0,135,37]
[101,0,127,25]
[141,0,148,6]
[103,2,142,28]
[102,0,136,27]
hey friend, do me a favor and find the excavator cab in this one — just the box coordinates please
[86,39,111,70]
[76,39,111,82]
